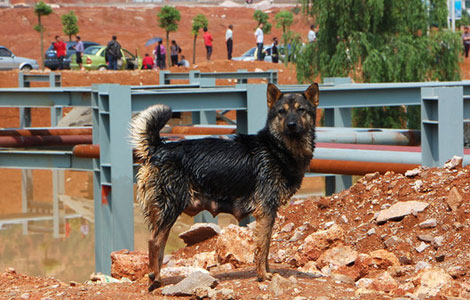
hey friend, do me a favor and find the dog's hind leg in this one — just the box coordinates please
[253,212,275,282]
[148,218,177,292]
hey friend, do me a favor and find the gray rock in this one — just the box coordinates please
[445,187,463,211]
[268,274,293,296]
[417,234,434,243]
[405,167,421,177]
[384,236,402,249]
[179,223,221,246]
[444,155,463,169]
[419,218,437,229]
[58,107,92,127]
[281,222,294,233]
[432,236,444,248]
[415,261,431,272]
[376,201,429,224]
[416,242,430,253]
[161,272,218,296]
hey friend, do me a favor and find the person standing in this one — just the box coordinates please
[53,35,67,70]
[254,23,264,61]
[226,24,233,60]
[271,37,279,64]
[74,35,84,70]
[308,24,317,43]
[170,40,180,67]
[155,40,166,69]
[463,26,470,58]
[106,35,122,70]
[203,27,213,61]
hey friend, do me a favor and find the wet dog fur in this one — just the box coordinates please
[129,83,319,291]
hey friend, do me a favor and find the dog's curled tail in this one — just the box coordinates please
[129,104,172,161]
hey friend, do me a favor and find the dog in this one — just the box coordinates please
[129,83,319,292]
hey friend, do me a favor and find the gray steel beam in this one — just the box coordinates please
[0,150,92,170]
[0,88,91,107]
[131,88,247,112]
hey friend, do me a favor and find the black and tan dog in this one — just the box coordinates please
[129,83,319,292]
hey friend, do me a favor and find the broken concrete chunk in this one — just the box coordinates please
[376,201,429,224]
[179,223,221,246]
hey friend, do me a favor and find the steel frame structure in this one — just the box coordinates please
[1,77,470,274]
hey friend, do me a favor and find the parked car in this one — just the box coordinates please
[69,45,141,71]
[232,46,274,62]
[232,44,302,63]
[0,46,39,71]
[45,41,100,70]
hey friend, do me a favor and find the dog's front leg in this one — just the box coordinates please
[253,212,275,281]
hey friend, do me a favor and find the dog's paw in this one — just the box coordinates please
[257,272,273,282]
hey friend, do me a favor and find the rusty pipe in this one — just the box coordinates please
[72,144,420,175]
[168,126,236,135]
[309,159,419,176]
[73,144,100,159]
[0,135,92,148]
[0,127,92,136]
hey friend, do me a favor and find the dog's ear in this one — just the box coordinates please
[303,83,319,107]
[267,83,283,108]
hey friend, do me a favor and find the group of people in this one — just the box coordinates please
[141,39,189,70]
[51,23,318,71]
[52,34,86,70]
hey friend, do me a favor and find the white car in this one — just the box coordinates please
[232,46,274,62]
[0,46,39,71]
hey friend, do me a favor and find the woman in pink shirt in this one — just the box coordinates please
[154,40,166,69]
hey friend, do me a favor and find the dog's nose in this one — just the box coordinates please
[287,121,297,129]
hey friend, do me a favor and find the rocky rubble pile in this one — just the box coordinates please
[111,159,470,299]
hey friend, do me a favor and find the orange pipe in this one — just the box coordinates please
[73,144,100,159]
[310,159,419,175]
[0,135,92,148]
[73,144,420,175]
[170,126,235,135]
[0,128,92,136]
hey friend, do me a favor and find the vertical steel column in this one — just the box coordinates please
[18,72,32,235]
[91,84,110,274]
[322,77,352,195]
[108,85,134,252]
[239,84,267,226]
[237,69,248,84]
[245,84,268,134]
[92,84,135,274]
[159,70,170,85]
[269,69,278,84]
[421,86,464,167]
[190,70,216,124]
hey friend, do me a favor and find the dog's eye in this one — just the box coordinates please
[278,108,287,114]
[297,107,306,113]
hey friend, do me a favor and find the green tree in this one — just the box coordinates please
[254,10,272,34]
[61,11,79,41]
[191,14,208,64]
[275,10,294,65]
[34,1,53,70]
[295,0,461,129]
[157,6,181,67]
[297,0,314,17]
